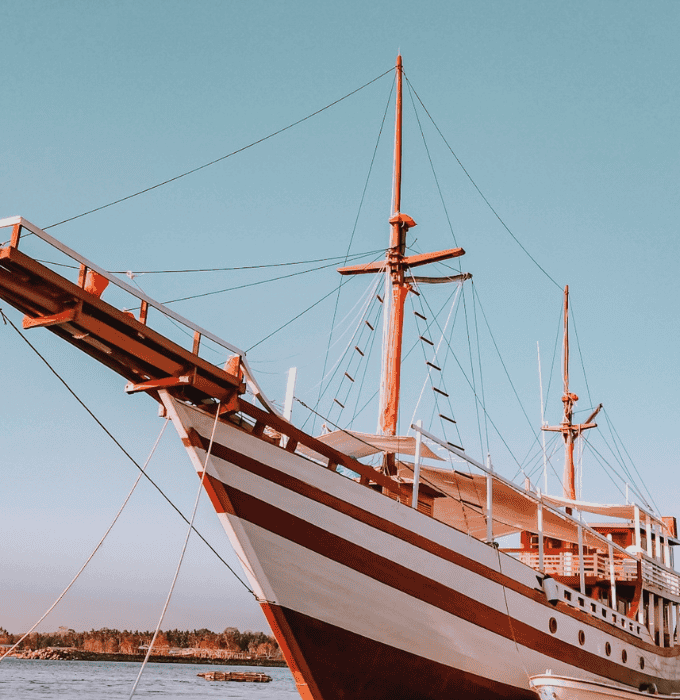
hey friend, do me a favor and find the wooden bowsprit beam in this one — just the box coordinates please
[0,220,244,408]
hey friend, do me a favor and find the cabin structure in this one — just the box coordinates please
[506,512,679,647]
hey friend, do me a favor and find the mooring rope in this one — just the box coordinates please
[128,403,221,698]
[0,309,254,594]
[0,419,169,662]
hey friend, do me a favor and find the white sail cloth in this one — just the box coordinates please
[402,465,620,547]
[298,430,444,462]
[538,494,636,520]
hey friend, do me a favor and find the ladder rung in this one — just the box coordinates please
[333,398,345,409]
[414,311,427,320]
[433,387,449,397]
[365,320,374,331]
[377,294,383,303]
[439,413,457,424]
[354,346,365,356]
[426,361,441,371]
[344,372,355,382]
[420,336,434,346]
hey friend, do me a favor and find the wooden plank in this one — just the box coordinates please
[239,401,399,494]
[139,300,149,325]
[74,313,186,377]
[10,224,21,248]
[402,247,465,268]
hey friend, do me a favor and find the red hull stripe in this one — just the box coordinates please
[207,475,675,692]
[195,430,675,655]
[262,602,537,700]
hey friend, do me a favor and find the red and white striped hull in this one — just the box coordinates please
[161,394,680,700]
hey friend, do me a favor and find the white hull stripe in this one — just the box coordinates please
[187,425,672,656]
[205,473,670,691]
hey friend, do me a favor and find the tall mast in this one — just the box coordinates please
[379,54,410,446]
[543,286,602,505]
[562,285,576,501]
[337,55,466,474]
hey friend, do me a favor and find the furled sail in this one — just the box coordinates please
[403,465,618,548]
[298,430,443,462]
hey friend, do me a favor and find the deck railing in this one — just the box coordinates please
[507,550,680,596]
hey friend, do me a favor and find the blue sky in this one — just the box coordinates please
[1,0,679,633]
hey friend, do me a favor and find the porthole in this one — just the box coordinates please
[605,642,611,657]
[549,617,557,634]
[578,630,586,646]
[622,649,628,664]
[640,657,645,670]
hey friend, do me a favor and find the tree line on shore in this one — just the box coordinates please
[0,626,280,658]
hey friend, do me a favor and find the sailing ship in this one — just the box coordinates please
[1,57,679,699]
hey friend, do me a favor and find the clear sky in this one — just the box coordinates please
[1,0,679,634]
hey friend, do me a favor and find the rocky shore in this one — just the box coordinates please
[7,647,287,666]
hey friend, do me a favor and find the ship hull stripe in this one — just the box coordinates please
[261,602,539,700]
[196,428,669,655]
[207,474,667,691]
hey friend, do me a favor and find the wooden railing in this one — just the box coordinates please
[508,549,680,595]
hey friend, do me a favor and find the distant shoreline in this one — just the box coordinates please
[8,649,287,667]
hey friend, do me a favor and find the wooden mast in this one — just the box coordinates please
[562,285,577,501]
[379,54,410,445]
[543,286,602,504]
[337,55,466,474]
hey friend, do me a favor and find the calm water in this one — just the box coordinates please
[0,659,298,699]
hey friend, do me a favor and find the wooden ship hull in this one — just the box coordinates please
[159,393,680,699]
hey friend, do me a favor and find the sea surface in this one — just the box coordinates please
[0,659,298,699]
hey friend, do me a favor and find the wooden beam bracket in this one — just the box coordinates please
[125,375,193,394]
[22,302,82,330]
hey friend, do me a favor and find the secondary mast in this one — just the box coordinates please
[543,286,602,504]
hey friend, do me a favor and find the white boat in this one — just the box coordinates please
[530,673,679,700]
[1,57,679,699]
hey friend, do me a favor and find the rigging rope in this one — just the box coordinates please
[303,273,383,413]
[43,67,394,230]
[37,250,384,275]
[405,80,461,256]
[161,250,380,306]
[313,77,395,434]
[0,419,169,662]
[129,403,221,698]
[0,310,254,594]
[570,306,593,406]
[403,73,562,291]
[246,249,385,352]
[602,409,658,513]
[413,288,528,476]
[462,284,485,459]
[247,277,353,352]
[543,303,564,422]
[471,285,490,454]
[408,281,462,435]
